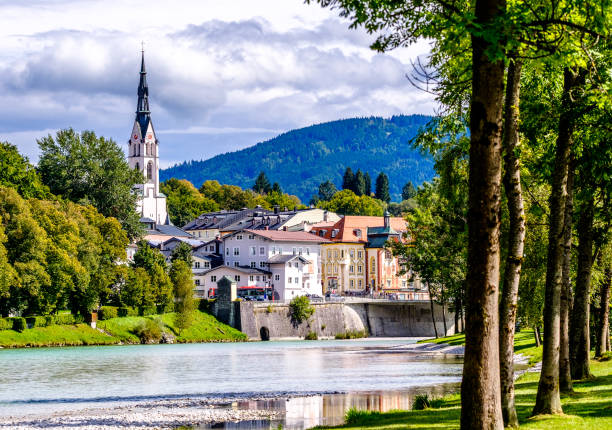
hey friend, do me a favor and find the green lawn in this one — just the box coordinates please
[0,323,118,347]
[317,332,612,429]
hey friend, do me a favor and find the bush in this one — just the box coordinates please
[335,329,368,340]
[344,408,377,425]
[289,295,315,326]
[98,306,118,320]
[25,316,48,328]
[118,307,137,317]
[0,318,13,331]
[198,299,214,314]
[305,331,318,340]
[413,394,431,410]
[10,317,26,332]
[140,306,157,316]
[134,318,163,343]
[54,314,76,325]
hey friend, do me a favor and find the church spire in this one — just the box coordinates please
[135,49,151,135]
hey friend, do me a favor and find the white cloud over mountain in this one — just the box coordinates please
[0,0,435,166]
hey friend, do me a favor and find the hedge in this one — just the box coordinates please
[26,316,48,328]
[0,318,13,331]
[141,306,157,316]
[118,307,137,317]
[198,299,215,314]
[98,306,118,320]
[10,317,26,332]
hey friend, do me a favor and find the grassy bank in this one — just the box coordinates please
[318,331,612,429]
[0,311,246,347]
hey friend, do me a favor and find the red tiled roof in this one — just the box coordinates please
[244,229,330,243]
[310,216,407,243]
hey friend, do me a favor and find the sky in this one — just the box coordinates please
[0,0,435,167]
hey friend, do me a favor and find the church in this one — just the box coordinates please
[127,51,169,225]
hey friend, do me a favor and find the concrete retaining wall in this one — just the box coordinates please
[235,301,454,340]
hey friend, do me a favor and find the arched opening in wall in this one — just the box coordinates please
[147,161,153,180]
[260,326,270,341]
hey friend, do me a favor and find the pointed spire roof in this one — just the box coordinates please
[135,49,151,136]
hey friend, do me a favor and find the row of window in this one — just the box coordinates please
[195,273,284,286]
[324,264,362,274]
[226,246,312,256]
[193,261,211,269]
[326,249,363,259]
[287,277,300,284]
[349,279,364,288]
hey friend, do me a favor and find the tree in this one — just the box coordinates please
[364,172,372,196]
[0,142,49,199]
[170,260,196,334]
[37,129,143,240]
[170,242,193,267]
[318,180,337,201]
[132,241,172,312]
[342,167,355,192]
[354,169,366,196]
[272,182,282,194]
[375,173,390,203]
[161,179,219,227]
[401,181,417,201]
[318,189,384,216]
[252,172,272,194]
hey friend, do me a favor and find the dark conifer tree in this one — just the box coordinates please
[252,172,272,194]
[342,167,355,191]
[272,182,282,194]
[375,172,390,203]
[402,181,417,200]
[364,172,372,196]
[354,169,366,196]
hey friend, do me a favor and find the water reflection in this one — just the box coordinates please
[202,386,460,429]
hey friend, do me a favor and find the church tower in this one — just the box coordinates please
[127,50,168,225]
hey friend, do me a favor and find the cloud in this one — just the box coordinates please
[0,2,436,164]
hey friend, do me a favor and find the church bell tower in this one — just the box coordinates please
[127,50,168,225]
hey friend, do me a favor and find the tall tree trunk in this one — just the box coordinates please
[498,58,524,428]
[428,282,439,338]
[442,304,448,335]
[559,161,575,393]
[596,265,611,357]
[570,197,594,379]
[534,326,541,347]
[460,1,506,428]
[455,299,460,335]
[533,68,583,416]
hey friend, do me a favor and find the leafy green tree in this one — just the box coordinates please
[132,241,172,312]
[0,142,49,199]
[342,167,355,191]
[401,181,417,200]
[121,267,151,310]
[170,260,196,333]
[375,173,390,203]
[318,189,384,216]
[37,129,143,240]
[170,242,193,267]
[161,178,219,226]
[0,224,17,304]
[252,171,272,194]
[318,180,337,201]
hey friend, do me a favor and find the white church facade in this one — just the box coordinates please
[127,51,168,225]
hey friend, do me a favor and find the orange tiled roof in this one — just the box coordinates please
[243,229,330,243]
[310,216,407,243]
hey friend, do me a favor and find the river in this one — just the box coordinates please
[0,338,463,429]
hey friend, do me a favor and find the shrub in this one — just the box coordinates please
[335,329,368,340]
[266,304,274,314]
[344,408,377,425]
[199,299,214,313]
[0,318,13,331]
[134,318,163,343]
[157,303,172,314]
[305,331,318,340]
[10,317,26,332]
[54,314,76,325]
[413,394,431,410]
[25,316,48,328]
[140,306,157,316]
[321,324,326,331]
[118,307,137,317]
[98,306,118,320]
[289,295,315,326]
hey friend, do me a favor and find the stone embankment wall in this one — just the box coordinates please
[234,301,455,340]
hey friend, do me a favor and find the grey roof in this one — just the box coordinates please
[183,207,315,232]
[267,254,311,264]
[204,265,271,276]
[153,224,193,237]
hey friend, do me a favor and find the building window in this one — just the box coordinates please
[288,277,292,284]
[327,250,332,258]
[248,234,255,239]
[298,247,303,255]
[370,257,376,273]
[209,245,214,252]
[334,250,339,258]
[294,262,299,268]
[250,246,256,255]
[146,161,153,180]
[292,247,296,255]
[250,262,256,268]
[358,251,363,259]
[259,262,266,268]
[278,247,282,254]
[226,248,229,256]
[341,250,345,258]
[256,275,260,281]
[249,275,254,282]
[271,246,276,255]
[349,249,354,258]
[195,279,201,286]
[358,265,363,274]
[334,264,338,274]
[350,280,354,288]
[236,234,243,240]
[194,262,200,269]
[287,263,291,268]
[211,275,217,282]
[294,277,299,283]
[275,274,280,281]
[358,280,362,288]
[327,265,331,274]
[226,261,230,266]
[204,262,210,269]
[306,248,310,255]
[235,275,241,282]
[233,247,240,256]
[259,247,265,255]
[349,265,354,273]
[234,262,239,267]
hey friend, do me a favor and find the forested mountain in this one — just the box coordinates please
[160,115,435,202]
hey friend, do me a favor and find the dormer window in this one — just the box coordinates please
[354,229,362,238]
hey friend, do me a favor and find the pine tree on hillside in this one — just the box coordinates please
[272,182,282,194]
[402,181,417,200]
[375,172,390,203]
[354,169,366,196]
[342,167,355,192]
[253,172,272,194]
[364,172,372,196]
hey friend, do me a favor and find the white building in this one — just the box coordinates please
[218,229,329,300]
[127,51,168,225]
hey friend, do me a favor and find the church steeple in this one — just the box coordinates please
[136,49,151,136]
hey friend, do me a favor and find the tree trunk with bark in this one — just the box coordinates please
[570,197,594,380]
[596,266,611,357]
[559,162,575,393]
[533,68,583,416]
[498,58,525,428]
[460,0,506,428]
[428,281,439,338]
[534,327,541,347]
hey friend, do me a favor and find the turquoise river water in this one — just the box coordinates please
[0,338,463,428]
